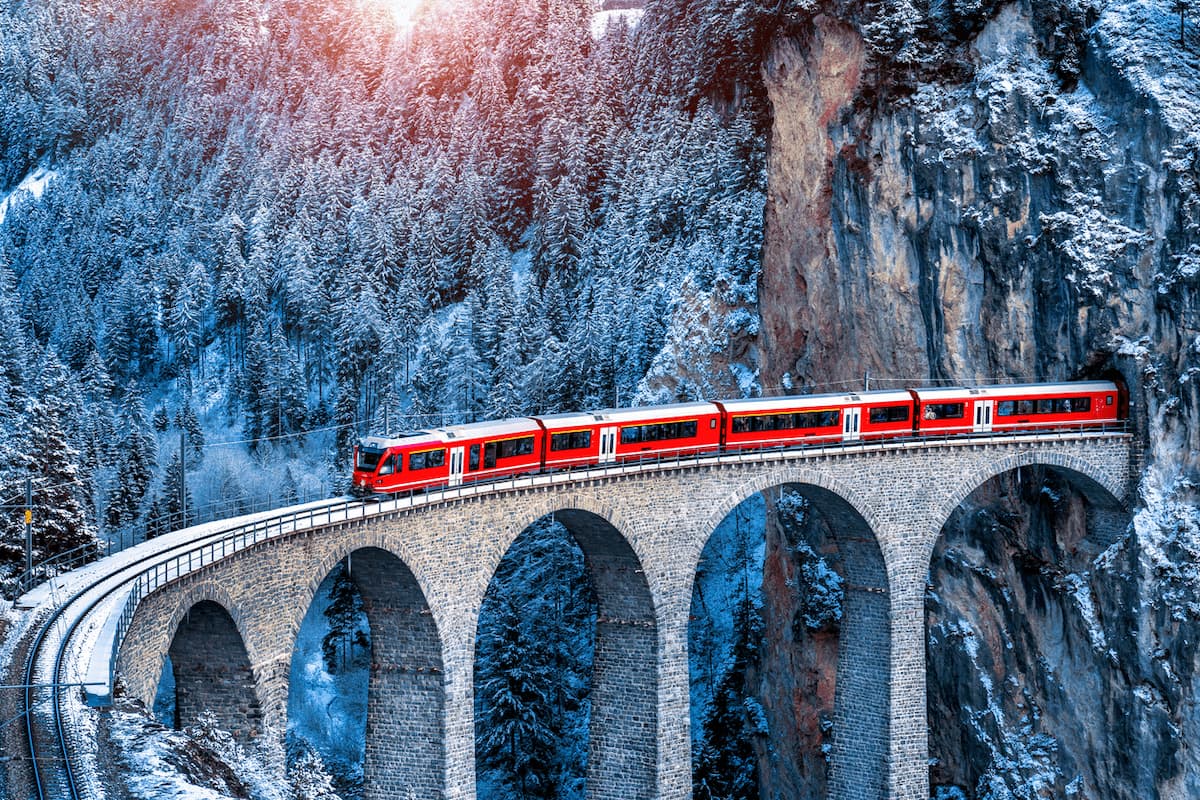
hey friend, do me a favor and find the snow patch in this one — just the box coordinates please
[0,166,57,226]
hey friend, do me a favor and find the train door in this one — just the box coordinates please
[973,401,993,433]
[599,426,618,464]
[448,446,465,487]
[842,407,861,442]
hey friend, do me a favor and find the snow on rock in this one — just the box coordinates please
[1097,0,1200,134]
[0,166,56,226]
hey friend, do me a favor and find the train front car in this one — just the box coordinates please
[716,389,916,451]
[913,380,1123,437]
[434,418,544,487]
[588,402,723,464]
[352,431,443,496]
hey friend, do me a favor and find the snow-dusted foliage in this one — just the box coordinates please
[0,0,766,585]
[474,519,596,800]
[287,565,368,797]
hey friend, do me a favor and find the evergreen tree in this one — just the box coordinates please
[476,593,560,800]
[174,398,205,465]
[152,448,194,537]
[321,563,369,672]
[693,592,764,800]
[108,381,157,533]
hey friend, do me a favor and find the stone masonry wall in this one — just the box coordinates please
[168,599,264,742]
[114,434,1134,800]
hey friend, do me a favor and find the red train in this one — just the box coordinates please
[352,381,1126,495]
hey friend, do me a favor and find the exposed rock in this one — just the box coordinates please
[752,0,1200,796]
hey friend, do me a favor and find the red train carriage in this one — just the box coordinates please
[912,381,1122,436]
[353,431,445,494]
[588,402,723,463]
[716,390,916,450]
[533,412,604,471]
[352,380,1126,495]
[353,418,544,494]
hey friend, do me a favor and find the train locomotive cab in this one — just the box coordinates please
[589,402,722,464]
[353,431,442,495]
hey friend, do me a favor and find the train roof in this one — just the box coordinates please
[436,417,542,441]
[716,390,913,413]
[913,381,1118,401]
[358,431,438,450]
[588,401,720,423]
[533,412,599,429]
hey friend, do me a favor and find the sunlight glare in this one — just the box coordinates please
[382,0,425,27]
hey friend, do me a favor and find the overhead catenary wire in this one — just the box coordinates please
[199,410,469,449]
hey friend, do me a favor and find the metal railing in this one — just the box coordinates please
[7,489,330,599]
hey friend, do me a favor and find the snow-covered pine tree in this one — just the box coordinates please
[21,351,98,567]
[174,398,205,465]
[152,448,194,537]
[321,563,368,672]
[476,593,559,800]
[108,381,157,533]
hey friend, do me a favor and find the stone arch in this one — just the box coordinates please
[694,466,891,800]
[289,545,445,800]
[477,497,657,800]
[923,449,1135,798]
[164,590,265,742]
[924,450,1130,569]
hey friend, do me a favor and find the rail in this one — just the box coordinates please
[9,489,330,599]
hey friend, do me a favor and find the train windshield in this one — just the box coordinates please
[357,446,385,472]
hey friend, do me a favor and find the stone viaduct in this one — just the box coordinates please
[113,431,1137,800]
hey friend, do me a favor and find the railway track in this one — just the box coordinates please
[18,498,354,800]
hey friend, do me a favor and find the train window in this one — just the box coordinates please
[996,401,1015,416]
[357,447,384,472]
[797,410,840,428]
[868,405,910,424]
[496,436,534,459]
[469,444,480,471]
[551,431,592,451]
[710,418,717,429]
[1036,399,1054,414]
[621,420,698,443]
[1016,399,1034,415]
[408,449,445,471]
[1052,398,1085,413]
[923,403,964,420]
[1106,395,1113,405]
[484,442,497,469]
[378,454,397,476]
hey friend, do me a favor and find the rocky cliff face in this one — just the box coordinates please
[752,0,1200,796]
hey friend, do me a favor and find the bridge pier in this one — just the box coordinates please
[351,548,445,800]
